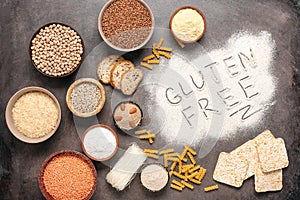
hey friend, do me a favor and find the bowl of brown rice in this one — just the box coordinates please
[39,150,97,200]
[5,86,61,143]
[98,0,155,52]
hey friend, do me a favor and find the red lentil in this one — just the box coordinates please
[101,0,153,49]
[42,154,95,200]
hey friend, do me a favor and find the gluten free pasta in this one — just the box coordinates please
[204,185,218,192]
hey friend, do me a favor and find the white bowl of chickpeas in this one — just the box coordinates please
[30,23,84,78]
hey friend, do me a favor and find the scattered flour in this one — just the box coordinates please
[142,31,276,145]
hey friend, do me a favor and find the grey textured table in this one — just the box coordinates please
[0,0,299,199]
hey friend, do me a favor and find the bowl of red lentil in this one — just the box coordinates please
[39,150,97,200]
[5,86,61,143]
[98,0,155,52]
[29,22,84,78]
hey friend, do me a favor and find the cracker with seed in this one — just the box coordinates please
[253,130,275,147]
[257,138,289,172]
[230,139,258,180]
[213,152,249,188]
[255,166,282,192]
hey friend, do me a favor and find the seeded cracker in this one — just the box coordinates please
[255,166,282,192]
[257,138,289,172]
[213,152,248,188]
[230,140,258,180]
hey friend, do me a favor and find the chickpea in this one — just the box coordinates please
[31,24,83,77]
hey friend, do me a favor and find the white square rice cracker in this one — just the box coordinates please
[255,166,282,192]
[257,137,289,172]
[230,140,258,180]
[213,152,248,188]
[253,130,275,146]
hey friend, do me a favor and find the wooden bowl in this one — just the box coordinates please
[5,86,61,143]
[98,0,155,52]
[29,22,84,78]
[81,124,119,161]
[169,6,207,43]
[66,78,106,118]
[38,150,97,200]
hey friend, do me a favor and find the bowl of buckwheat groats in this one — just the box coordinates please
[30,22,84,78]
[98,0,155,52]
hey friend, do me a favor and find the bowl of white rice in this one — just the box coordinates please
[5,86,61,143]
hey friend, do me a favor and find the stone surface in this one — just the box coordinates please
[0,0,299,199]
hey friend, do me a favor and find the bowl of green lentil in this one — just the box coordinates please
[98,0,155,52]
[30,22,84,78]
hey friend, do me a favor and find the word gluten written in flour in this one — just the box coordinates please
[165,48,261,127]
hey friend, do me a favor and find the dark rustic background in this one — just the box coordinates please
[0,0,299,199]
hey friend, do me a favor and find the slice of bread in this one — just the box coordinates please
[111,60,134,89]
[97,55,124,84]
[120,69,143,95]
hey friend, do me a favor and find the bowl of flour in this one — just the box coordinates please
[170,6,206,43]
[81,124,118,162]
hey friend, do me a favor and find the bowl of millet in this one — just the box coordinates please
[98,0,155,52]
[30,22,84,78]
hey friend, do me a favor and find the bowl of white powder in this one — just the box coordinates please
[81,124,118,162]
[140,164,169,192]
[170,6,206,43]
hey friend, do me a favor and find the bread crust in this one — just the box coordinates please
[120,68,143,95]
[96,55,124,84]
[110,60,134,89]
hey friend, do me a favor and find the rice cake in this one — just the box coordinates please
[257,138,289,172]
[213,152,248,188]
[230,140,258,180]
[255,166,282,192]
[253,130,275,147]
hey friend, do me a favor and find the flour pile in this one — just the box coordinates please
[142,31,276,145]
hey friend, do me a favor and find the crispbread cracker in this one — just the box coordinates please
[253,130,275,147]
[257,138,289,172]
[213,152,248,188]
[230,140,258,179]
[255,166,282,192]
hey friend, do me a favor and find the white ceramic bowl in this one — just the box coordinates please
[98,0,155,52]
